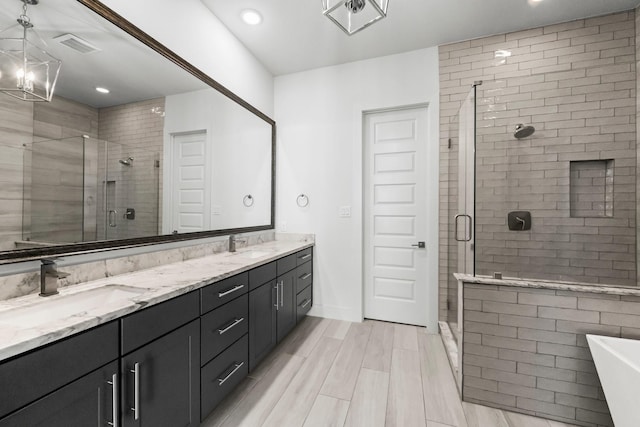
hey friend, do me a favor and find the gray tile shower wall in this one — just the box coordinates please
[440,11,639,321]
[462,282,640,427]
[97,98,165,240]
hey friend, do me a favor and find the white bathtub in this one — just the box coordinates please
[586,335,640,427]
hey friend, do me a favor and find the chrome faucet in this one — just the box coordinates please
[229,235,247,253]
[40,259,70,297]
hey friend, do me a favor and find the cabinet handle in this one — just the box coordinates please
[299,253,311,260]
[218,284,244,298]
[300,299,311,308]
[218,361,244,386]
[279,281,284,307]
[130,363,140,420]
[107,373,119,427]
[299,273,312,280]
[218,317,244,335]
[274,282,279,311]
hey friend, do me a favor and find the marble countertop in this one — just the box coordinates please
[455,273,640,297]
[0,238,313,362]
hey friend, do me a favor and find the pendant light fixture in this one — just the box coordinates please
[0,0,62,102]
[322,0,389,36]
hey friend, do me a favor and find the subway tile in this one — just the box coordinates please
[498,348,556,367]
[556,356,597,374]
[600,312,640,328]
[517,293,577,308]
[498,382,555,403]
[483,301,538,317]
[518,328,576,345]
[517,362,576,382]
[556,320,621,336]
[482,367,536,387]
[537,378,598,398]
[516,397,575,420]
[538,307,600,323]
[577,297,640,315]
[464,386,516,407]
[465,354,517,372]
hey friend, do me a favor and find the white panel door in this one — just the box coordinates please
[170,131,210,233]
[364,106,429,326]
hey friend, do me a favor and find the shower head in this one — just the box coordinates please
[514,124,535,139]
[119,157,133,166]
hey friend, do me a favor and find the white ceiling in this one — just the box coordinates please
[201,0,640,76]
[0,0,206,108]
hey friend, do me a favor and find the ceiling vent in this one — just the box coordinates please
[53,33,101,54]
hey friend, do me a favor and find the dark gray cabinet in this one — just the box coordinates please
[1,246,313,426]
[0,360,118,427]
[276,269,297,341]
[0,321,118,425]
[121,319,200,427]
[120,291,200,427]
[249,248,313,371]
[249,279,278,370]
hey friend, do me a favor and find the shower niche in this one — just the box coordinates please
[570,159,614,218]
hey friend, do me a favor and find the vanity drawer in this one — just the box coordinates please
[201,294,248,365]
[296,285,313,323]
[201,272,248,314]
[296,247,313,266]
[249,261,276,291]
[0,321,119,419]
[201,335,248,420]
[277,254,297,275]
[295,262,313,294]
[121,291,199,355]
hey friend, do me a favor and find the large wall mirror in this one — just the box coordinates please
[0,0,275,262]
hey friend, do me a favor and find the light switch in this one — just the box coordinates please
[339,206,351,218]
[280,221,287,232]
[212,205,221,215]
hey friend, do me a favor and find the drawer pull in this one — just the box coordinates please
[218,284,245,298]
[218,317,245,335]
[130,362,140,420]
[106,373,119,427]
[274,282,279,311]
[300,299,311,308]
[299,253,311,260]
[299,273,312,280]
[218,361,245,386]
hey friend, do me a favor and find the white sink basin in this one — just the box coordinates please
[231,250,272,259]
[587,334,640,427]
[0,285,145,329]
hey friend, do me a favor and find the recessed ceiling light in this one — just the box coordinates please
[96,87,110,94]
[241,9,262,25]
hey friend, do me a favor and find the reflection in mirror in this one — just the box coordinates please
[0,0,274,257]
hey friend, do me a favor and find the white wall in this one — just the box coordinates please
[163,89,272,232]
[275,47,440,330]
[100,0,274,117]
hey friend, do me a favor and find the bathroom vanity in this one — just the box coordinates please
[0,240,313,426]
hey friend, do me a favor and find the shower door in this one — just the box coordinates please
[446,85,477,342]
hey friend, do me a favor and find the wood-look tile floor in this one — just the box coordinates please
[202,317,577,427]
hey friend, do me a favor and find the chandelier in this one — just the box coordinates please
[0,0,62,102]
[322,0,389,36]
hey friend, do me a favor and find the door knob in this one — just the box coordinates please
[411,242,425,248]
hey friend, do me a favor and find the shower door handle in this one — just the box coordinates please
[454,214,472,242]
[108,210,117,227]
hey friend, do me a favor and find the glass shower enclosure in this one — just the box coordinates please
[445,77,638,343]
[21,136,159,245]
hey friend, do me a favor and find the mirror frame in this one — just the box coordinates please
[0,0,276,263]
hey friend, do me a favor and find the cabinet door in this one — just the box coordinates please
[277,269,297,342]
[122,319,200,427]
[0,361,118,427]
[249,280,277,371]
